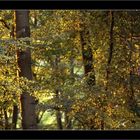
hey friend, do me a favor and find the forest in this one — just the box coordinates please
[0,10,140,130]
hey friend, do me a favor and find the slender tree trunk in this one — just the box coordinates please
[127,35,138,114]
[65,112,72,129]
[33,11,37,27]
[56,109,63,129]
[0,17,19,129]
[79,12,96,129]
[3,108,8,129]
[80,16,95,87]
[64,55,73,129]
[54,56,63,129]
[3,88,9,129]
[55,89,63,129]
[103,11,115,130]
[10,19,19,130]
[106,11,115,88]
[125,16,139,117]
[15,10,37,129]
[12,105,18,129]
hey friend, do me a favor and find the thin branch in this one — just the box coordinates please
[0,19,10,30]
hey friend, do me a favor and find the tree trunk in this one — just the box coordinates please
[104,11,115,130]
[12,105,18,129]
[53,56,63,129]
[80,16,95,87]
[65,112,72,129]
[106,11,115,88]
[3,108,8,129]
[64,55,73,129]
[127,35,138,115]
[15,10,37,129]
[79,12,96,129]
[33,11,37,27]
[55,90,63,129]
[10,18,18,130]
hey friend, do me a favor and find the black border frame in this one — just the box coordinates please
[0,0,140,139]
[1,130,140,139]
[0,1,139,9]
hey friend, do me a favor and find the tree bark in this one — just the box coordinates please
[79,12,96,129]
[54,56,63,130]
[15,10,37,129]
[65,112,72,129]
[64,54,74,129]
[127,35,138,115]
[55,89,63,129]
[10,17,18,130]
[103,11,115,130]
[12,105,18,129]
[80,15,95,87]
[106,11,115,87]
[3,108,8,129]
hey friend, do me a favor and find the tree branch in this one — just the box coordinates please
[0,19,10,30]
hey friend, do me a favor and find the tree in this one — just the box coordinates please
[103,10,115,130]
[80,11,95,87]
[15,10,37,129]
